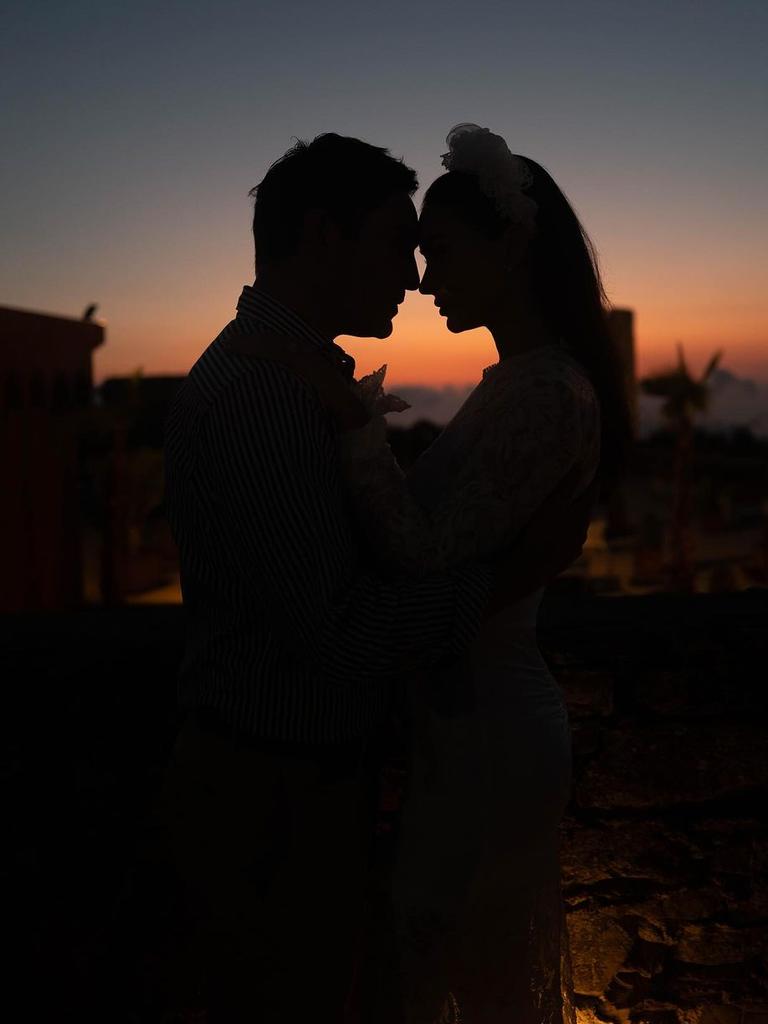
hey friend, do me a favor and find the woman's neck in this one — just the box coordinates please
[488,302,560,361]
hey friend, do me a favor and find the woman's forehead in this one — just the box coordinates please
[418,203,470,241]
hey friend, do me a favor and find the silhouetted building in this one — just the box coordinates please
[99,375,185,448]
[607,307,638,437]
[92,374,185,603]
[1,305,104,610]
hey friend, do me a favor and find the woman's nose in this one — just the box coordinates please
[404,252,420,292]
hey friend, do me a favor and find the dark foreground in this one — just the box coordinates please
[3,588,768,1021]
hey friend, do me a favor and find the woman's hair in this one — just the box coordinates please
[423,163,632,488]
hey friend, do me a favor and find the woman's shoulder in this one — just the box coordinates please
[485,344,598,411]
[548,349,599,407]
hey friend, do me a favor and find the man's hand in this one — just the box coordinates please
[484,467,599,617]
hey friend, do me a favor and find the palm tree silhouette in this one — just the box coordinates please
[640,345,722,590]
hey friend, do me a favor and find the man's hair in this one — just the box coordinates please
[249,133,418,269]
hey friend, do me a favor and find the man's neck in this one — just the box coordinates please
[252,271,337,341]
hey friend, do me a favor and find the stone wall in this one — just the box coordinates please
[538,589,768,1023]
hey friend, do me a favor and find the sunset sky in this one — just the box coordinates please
[2,0,766,388]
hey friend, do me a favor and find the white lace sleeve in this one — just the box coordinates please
[340,356,600,576]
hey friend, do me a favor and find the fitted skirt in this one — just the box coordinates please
[390,640,574,1023]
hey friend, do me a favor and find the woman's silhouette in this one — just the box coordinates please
[340,125,630,1022]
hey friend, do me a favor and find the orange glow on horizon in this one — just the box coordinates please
[92,287,768,388]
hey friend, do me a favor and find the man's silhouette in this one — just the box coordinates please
[158,134,588,1022]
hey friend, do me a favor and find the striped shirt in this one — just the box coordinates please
[163,285,493,745]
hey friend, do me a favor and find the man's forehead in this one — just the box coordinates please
[370,192,418,233]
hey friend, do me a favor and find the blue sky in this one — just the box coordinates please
[2,0,766,384]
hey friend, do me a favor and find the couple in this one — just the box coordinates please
[158,125,626,1023]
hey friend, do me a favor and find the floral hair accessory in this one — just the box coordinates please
[440,123,538,234]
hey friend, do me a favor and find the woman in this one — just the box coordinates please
[340,125,630,1023]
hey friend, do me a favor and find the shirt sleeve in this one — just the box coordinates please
[198,361,493,688]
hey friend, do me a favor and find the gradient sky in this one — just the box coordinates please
[2,0,766,387]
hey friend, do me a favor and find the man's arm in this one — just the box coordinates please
[200,362,494,689]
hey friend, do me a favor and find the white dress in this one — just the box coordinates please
[341,343,600,1024]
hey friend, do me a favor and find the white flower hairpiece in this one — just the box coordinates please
[440,123,538,234]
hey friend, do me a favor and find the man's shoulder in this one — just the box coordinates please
[186,325,321,415]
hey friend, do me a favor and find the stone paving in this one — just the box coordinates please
[539,589,768,1023]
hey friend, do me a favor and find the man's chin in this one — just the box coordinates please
[346,318,394,340]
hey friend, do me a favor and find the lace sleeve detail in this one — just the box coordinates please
[429,363,600,563]
[340,356,600,576]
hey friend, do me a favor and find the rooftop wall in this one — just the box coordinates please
[1,305,105,610]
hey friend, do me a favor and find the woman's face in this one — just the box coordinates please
[418,202,514,333]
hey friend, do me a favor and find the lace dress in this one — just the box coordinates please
[340,344,600,1024]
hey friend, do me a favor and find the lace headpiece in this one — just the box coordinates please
[440,123,537,234]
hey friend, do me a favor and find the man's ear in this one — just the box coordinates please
[302,208,326,252]
[303,208,342,255]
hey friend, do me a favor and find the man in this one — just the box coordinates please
[158,133,589,1023]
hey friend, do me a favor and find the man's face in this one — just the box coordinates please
[331,192,420,338]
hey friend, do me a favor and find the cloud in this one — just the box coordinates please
[385,384,474,427]
[390,369,768,436]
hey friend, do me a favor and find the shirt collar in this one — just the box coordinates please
[236,285,330,352]
[235,284,355,380]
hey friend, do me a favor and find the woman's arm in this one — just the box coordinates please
[339,364,600,577]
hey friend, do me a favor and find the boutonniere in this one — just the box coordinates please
[340,365,411,461]
[351,365,411,417]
